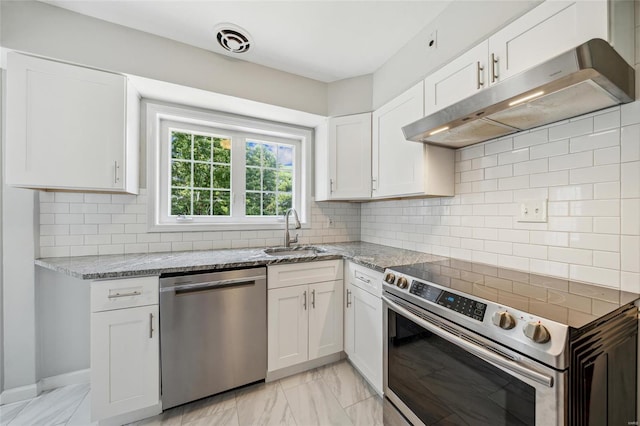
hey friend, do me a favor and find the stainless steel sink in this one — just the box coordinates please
[263,246,325,257]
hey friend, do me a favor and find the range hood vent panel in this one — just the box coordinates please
[403,39,635,148]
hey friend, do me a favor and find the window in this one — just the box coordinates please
[147,103,311,231]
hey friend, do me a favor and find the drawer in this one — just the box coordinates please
[91,276,159,312]
[268,260,343,289]
[346,261,383,297]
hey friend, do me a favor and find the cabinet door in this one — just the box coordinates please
[329,113,372,199]
[372,82,425,198]
[6,52,128,191]
[488,1,608,83]
[91,305,159,421]
[424,41,488,117]
[268,286,309,371]
[309,280,344,360]
[347,285,383,394]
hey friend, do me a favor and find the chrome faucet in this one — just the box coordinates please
[283,208,301,248]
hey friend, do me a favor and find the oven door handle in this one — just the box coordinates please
[382,295,554,388]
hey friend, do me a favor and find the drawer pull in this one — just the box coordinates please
[346,289,352,308]
[303,290,307,310]
[149,313,154,338]
[355,274,371,284]
[311,289,316,309]
[108,290,141,299]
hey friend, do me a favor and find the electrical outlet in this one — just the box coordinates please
[427,30,438,49]
[518,199,547,223]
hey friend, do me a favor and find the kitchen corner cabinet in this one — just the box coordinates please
[373,82,454,199]
[90,276,159,422]
[315,113,372,201]
[6,52,139,194]
[344,261,383,394]
[267,260,343,371]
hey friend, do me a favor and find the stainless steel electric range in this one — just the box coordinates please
[381,258,639,426]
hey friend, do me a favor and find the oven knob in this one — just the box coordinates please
[491,311,516,330]
[384,273,396,284]
[397,277,408,289]
[523,322,551,344]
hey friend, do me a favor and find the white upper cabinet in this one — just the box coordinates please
[424,41,489,117]
[6,52,139,193]
[373,82,454,199]
[488,0,633,83]
[423,0,634,117]
[315,113,372,201]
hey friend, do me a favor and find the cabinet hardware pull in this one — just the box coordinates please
[114,161,120,184]
[311,289,316,309]
[346,289,352,308]
[372,178,377,191]
[477,61,484,89]
[491,53,499,83]
[330,179,334,194]
[303,290,307,310]
[356,275,371,284]
[149,313,154,338]
[108,290,141,299]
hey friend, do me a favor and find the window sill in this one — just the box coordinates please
[147,221,310,233]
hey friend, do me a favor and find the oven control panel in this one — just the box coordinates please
[410,280,487,321]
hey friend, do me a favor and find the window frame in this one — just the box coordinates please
[146,102,312,232]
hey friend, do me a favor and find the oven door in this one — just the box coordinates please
[383,295,566,426]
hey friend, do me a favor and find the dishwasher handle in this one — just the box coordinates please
[162,275,264,295]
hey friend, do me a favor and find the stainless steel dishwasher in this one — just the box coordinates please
[159,267,267,409]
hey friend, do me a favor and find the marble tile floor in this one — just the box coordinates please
[0,360,411,426]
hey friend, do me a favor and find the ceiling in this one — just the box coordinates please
[40,0,453,83]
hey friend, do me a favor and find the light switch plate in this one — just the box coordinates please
[518,199,547,223]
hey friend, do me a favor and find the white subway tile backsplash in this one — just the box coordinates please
[70,246,98,256]
[513,129,548,149]
[593,251,620,269]
[513,243,547,260]
[621,199,640,235]
[530,259,569,278]
[99,224,124,234]
[621,161,640,198]
[40,203,69,214]
[85,234,111,245]
[54,214,84,225]
[485,164,513,179]
[593,182,620,199]
[621,101,640,126]
[570,129,619,153]
[621,236,640,272]
[621,271,640,292]
[98,244,125,255]
[40,214,54,225]
[85,214,112,224]
[514,159,548,176]
[84,193,112,204]
[548,184,593,201]
[548,152,592,171]
[530,139,569,159]
[594,146,620,166]
[485,191,513,203]
[484,137,513,155]
[460,144,485,161]
[570,233,619,252]
[621,124,640,162]
[570,265,619,287]
[530,231,569,247]
[530,171,568,187]
[98,204,124,214]
[498,148,529,165]
[548,217,593,232]
[570,164,619,184]
[548,247,592,265]
[54,193,84,203]
[40,225,70,236]
[569,200,620,217]
[69,203,97,214]
[593,217,620,234]
[472,155,497,170]
[461,169,484,182]
[499,175,530,190]
[549,118,593,141]
[593,109,620,131]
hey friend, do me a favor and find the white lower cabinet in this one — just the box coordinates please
[344,261,383,394]
[90,276,159,422]
[267,261,343,372]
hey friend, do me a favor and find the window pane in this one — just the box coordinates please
[212,191,231,216]
[193,190,211,215]
[278,145,293,168]
[246,192,261,216]
[171,132,191,160]
[214,138,231,163]
[213,165,231,189]
[263,169,276,192]
[246,142,261,166]
[246,167,261,191]
[277,193,292,213]
[171,161,191,187]
[193,135,211,161]
[171,188,191,215]
[193,163,211,188]
[263,144,277,168]
[263,192,276,215]
[278,170,292,192]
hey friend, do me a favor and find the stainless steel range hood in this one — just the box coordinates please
[402,39,635,148]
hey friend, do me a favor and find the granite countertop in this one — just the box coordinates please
[35,241,445,280]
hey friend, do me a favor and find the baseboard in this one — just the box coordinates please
[0,369,90,405]
[266,352,345,382]
[97,403,162,426]
[39,369,90,392]
[0,383,39,405]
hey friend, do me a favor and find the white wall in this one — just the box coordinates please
[327,74,373,116]
[362,104,640,291]
[372,0,541,109]
[0,1,328,116]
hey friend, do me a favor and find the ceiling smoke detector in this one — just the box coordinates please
[213,23,252,54]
